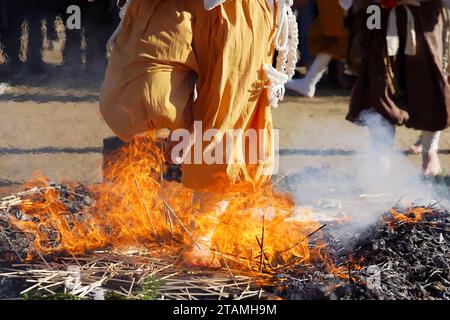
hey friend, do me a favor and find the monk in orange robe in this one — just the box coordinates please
[100,0,298,263]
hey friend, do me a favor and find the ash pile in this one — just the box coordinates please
[282,206,450,300]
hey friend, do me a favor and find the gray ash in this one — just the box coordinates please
[282,207,450,300]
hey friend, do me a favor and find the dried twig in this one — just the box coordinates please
[214,243,239,289]
[275,224,327,256]
[159,195,200,249]
[134,180,158,238]
[259,215,265,273]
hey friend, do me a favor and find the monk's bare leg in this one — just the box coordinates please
[421,131,441,177]
[408,134,423,154]
[367,114,396,175]
[183,192,230,267]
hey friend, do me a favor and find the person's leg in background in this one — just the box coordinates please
[295,0,316,70]
[61,0,83,77]
[363,110,396,175]
[1,0,25,77]
[407,131,442,175]
[408,133,423,154]
[286,52,331,97]
[25,1,45,75]
[42,0,59,51]
[84,0,110,79]
[62,28,82,76]
[286,0,348,97]
[421,131,442,177]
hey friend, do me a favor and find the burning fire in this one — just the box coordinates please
[386,207,434,226]
[6,133,439,279]
[10,133,324,272]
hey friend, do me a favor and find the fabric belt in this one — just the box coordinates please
[382,0,431,57]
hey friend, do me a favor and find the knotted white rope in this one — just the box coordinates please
[106,0,134,56]
[264,0,298,108]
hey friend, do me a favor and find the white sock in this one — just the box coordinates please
[302,53,332,91]
[286,53,332,97]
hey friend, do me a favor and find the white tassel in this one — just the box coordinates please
[264,64,289,108]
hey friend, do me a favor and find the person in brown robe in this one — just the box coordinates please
[346,0,450,176]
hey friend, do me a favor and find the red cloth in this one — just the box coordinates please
[380,0,397,9]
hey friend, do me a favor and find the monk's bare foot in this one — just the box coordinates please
[409,144,422,154]
[422,151,441,177]
[183,199,229,268]
[408,135,423,154]
[183,232,221,268]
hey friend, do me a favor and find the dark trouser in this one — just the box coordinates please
[61,0,111,74]
[63,28,83,69]
[295,1,317,68]
[1,0,25,70]
[25,12,44,74]
[84,0,110,74]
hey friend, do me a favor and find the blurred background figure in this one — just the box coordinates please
[0,0,55,77]
[61,0,112,78]
[289,0,350,97]
[345,0,449,177]
[294,0,316,69]
[0,0,26,78]
[60,0,83,75]
[0,0,116,83]
[25,0,49,75]
[84,0,112,77]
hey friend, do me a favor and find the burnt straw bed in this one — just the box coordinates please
[0,185,449,300]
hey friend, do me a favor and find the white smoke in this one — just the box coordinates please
[282,109,448,230]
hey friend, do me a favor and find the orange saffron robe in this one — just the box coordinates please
[100,0,277,191]
[308,0,349,60]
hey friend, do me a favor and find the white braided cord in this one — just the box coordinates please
[265,0,299,108]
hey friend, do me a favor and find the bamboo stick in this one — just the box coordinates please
[134,180,158,238]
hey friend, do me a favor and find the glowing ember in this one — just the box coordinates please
[386,207,434,226]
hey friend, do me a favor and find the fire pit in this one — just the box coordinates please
[0,135,449,300]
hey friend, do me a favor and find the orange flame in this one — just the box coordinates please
[10,134,323,272]
[386,207,434,226]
